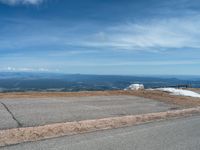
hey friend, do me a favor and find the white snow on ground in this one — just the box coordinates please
[156,88,200,98]
[124,84,144,90]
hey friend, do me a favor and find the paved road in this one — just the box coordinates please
[2,116,200,150]
[0,95,178,129]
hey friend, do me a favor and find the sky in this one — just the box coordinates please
[0,0,200,75]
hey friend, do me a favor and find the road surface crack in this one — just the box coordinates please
[0,102,22,127]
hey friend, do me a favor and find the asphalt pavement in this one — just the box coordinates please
[1,115,200,150]
[0,103,18,129]
[0,95,178,129]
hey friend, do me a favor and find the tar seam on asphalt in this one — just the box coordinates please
[0,102,23,127]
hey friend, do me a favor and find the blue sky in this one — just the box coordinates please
[0,0,200,75]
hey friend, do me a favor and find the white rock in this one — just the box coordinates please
[125,84,144,91]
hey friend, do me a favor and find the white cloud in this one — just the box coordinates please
[4,67,49,72]
[7,67,16,71]
[0,0,44,5]
[80,15,200,51]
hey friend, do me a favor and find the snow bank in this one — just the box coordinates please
[124,84,144,90]
[156,88,200,98]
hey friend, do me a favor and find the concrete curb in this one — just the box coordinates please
[1,107,200,147]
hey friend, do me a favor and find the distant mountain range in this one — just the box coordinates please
[0,72,199,92]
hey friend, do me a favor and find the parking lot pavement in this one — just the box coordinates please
[0,102,18,129]
[0,95,178,129]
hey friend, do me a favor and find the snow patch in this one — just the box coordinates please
[156,88,200,98]
[124,84,144,90]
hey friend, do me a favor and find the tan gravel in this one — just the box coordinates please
[0,90,199,107]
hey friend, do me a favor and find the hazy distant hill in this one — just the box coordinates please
[0,72,199,92]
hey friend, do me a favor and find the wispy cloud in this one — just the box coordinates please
[80,15,200,51]
[1,14,200,54]
[0,0,45,5]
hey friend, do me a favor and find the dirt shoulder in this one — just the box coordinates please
[0,90,199,107]
[188,88,200,93]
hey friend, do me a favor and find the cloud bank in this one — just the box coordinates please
[5,67,50,72]
[0,0,44,5]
